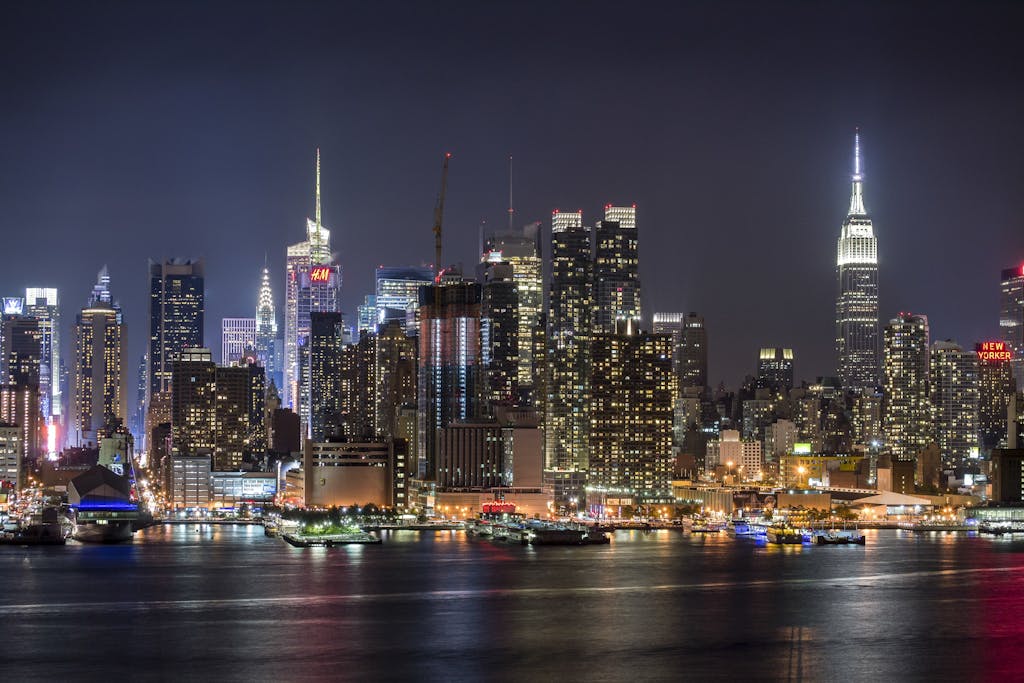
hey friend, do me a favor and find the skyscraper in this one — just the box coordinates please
[2,316,41,389]
[171,348,216,457]
[680,312,708,390]
[977,341,1015,452]
[132,353,147,442]
[545,210,592,471]
[73,270,126,446]
[24,288,59,425]
[307,312,344,441]
[592,205,641,334]
[589,319,676,500]
[652,312,684,352]
[284,150,342,428]
[480,261,519,406]
[835,131,880,392]
[481,223,543,401]
[1000,264,1024,386]
[929,341,979,469]
[357,295,377,335]
[375,266,434,334]
[148,258,205,436]
[757,348,795,395]
[417,279,482,479]
[374,320,417,440]
[338,331,375,440]
[255,266,279,388]
[221,317,257,365]
[214,362,266,470]
[883,314,931,462]
[170,348,265,471]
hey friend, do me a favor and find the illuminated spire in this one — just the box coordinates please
[257,266,277,333]
[315,148,322,230]
[848,128,866,216]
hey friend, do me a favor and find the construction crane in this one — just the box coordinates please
[432,153,451,281]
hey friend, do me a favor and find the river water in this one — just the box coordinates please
[1,525,1022,681]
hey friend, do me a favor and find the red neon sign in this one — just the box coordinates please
[309,267,332,283]
[977,341,1013,362]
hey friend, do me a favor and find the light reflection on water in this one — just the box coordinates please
[1,526,1023,680]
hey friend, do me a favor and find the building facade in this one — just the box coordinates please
[592,205,641,334]
[72,272,127,446]
[480,261,519,406]
[374,320,417,441]
[481,224,543,402]
[680,313,708,390]
[147,258,205,441]
[929,341,979,468]
[835,132,880,392]
[545,210,592,471]
[375,266,434,334]
[284,150,343,423]
[1001,265,1024,387]
[307,312,345,441]
[589,321,676,501]
[757,347,794,395]
[221,317,256,366]
[24,288,60,425]
[883,314,931,463]
[417,280,482,480]
[977,341,1015,452]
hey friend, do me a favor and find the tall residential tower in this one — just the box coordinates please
[545,210,592,471]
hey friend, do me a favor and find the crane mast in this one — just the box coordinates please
[432,153,451,281]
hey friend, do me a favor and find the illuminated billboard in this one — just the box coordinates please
[976,341,1013,362]
[309,266,333,283]
[792,443,813,455]
[2,297,24,316]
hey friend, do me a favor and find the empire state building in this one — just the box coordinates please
[835,131,880,391]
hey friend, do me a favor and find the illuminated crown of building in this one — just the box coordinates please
[837,130,876,265]
[257,267,277,333]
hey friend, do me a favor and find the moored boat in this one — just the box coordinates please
[766,526,805,544]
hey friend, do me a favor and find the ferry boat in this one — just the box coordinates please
[814,531,866,545]
[978,522,1024,535]
[897,521,971,532]
[727,519,768,537]
[766,526,806,544]
[526,521,609,546]
[281,530,382,547]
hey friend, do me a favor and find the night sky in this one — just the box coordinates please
[2,1,1022,389]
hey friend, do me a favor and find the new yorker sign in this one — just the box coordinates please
[977,341,1013,362]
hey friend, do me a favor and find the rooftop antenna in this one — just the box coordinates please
[313,148,322,260]
[506,154,514,232]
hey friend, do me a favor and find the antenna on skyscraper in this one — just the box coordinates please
[313,148,322,259]
[853,127,862,180]
[507,154,514,232]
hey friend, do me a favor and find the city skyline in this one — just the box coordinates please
[2,2,1022,392]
